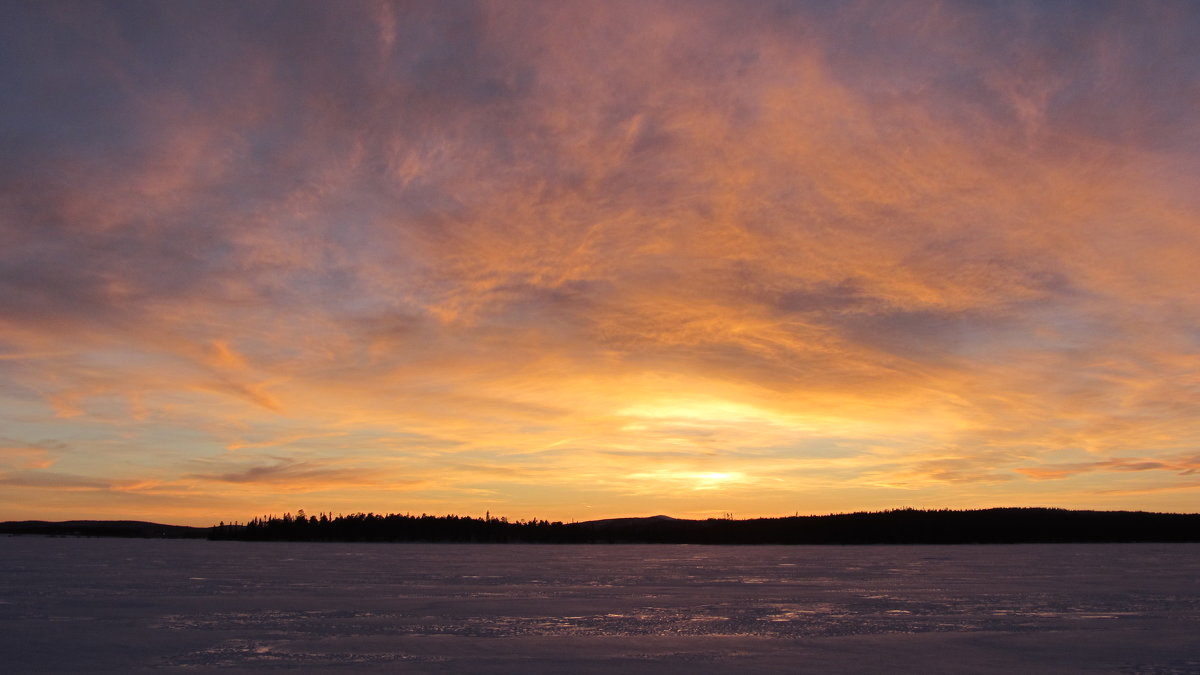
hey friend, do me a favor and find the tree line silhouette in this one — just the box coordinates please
[5,508,1196,543]
[206,508,1200,544]
[210,510,576,543]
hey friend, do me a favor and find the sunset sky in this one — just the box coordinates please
[2,1,1199,526]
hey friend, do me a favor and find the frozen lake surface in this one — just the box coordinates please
[2,539,1199,673]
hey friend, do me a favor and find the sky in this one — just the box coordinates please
[2,1,1199,526]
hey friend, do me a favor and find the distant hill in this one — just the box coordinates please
[6,509,1199,544]
[565,508,1200,544]
[579,515,678,527]
[0,520,209,539]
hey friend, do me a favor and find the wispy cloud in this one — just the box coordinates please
[2,1,1199,523]
[1016,455,1200,481]
[187,457,428,493]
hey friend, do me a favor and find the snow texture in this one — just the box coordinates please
[1,539,1198,673]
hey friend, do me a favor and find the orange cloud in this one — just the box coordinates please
[2,2,1199,524]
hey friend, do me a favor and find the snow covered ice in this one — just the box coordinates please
[2,538,1198,672]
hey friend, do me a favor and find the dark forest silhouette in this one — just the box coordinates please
[207,508,1200,544]
[5,508,1198,544]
